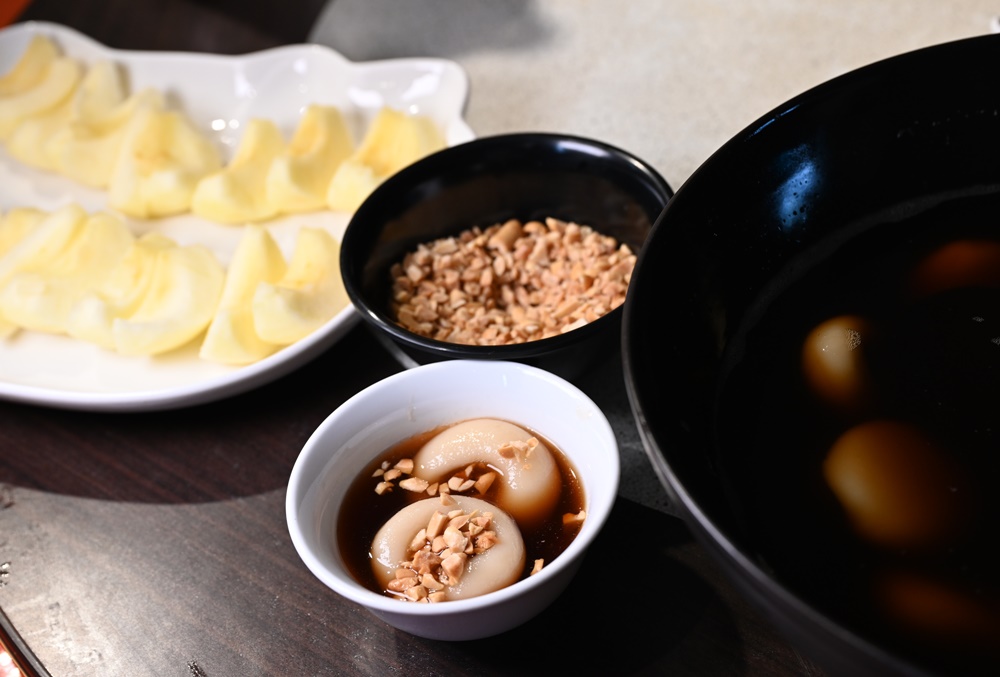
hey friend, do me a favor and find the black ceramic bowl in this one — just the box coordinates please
[624,34,1000,677]
[340,132,672,380]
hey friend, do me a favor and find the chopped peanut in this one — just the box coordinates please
[374,452,501,504]
[390,217,635,345]
[411,549,441,574]
[474,471,496,494]
[408,528,427,553]
[447,475,475,492]
[474,530,498,553]
[388,576,417,592]
[443,526,467,551]
[487,218,522,250]
[496,438,538,466]
[426,511,448,539]
[386,505,502,603]
[399,477,430,493]
[404,584,428,601]
[421,573,444,591]
[447,512,472,530]
[441,552,467,586]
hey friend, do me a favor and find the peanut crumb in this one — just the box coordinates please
[404,584,428,601]
[441,552,467,586]
[390,217,635,345]
[426,511,448,540]
[399,477,430,493]
[373,455,503,500]
[496,438,538,466]
[387,506,501,603]
[474,471,496,494]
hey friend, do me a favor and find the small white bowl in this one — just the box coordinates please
[285,360,619,640]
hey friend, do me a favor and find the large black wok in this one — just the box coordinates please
[623,33,1000,676]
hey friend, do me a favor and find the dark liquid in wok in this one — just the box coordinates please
[717,192,1000,674]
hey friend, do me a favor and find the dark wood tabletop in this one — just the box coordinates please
[0,2,826,675]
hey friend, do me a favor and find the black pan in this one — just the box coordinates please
[623,33,1000,676]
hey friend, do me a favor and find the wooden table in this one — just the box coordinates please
[0,2,825,675]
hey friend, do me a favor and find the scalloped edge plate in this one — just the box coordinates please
[0,21,474,412]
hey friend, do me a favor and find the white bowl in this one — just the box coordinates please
[285,360,619,640]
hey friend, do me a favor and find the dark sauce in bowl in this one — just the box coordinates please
[716,192,1000,674]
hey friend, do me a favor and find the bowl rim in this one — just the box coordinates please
[285,359,620,618]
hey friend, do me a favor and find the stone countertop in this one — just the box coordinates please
[311,1,998,191]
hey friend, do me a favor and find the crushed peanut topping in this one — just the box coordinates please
[398,476,429,493]
[389,217,636,345]
[388,505,500,603]
[496,437,540,466]
[373,453,505,500]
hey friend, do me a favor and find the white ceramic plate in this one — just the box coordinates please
[0,21,474,412]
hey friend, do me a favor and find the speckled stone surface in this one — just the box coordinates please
[310,0,999,513]
[312,0,997,190]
